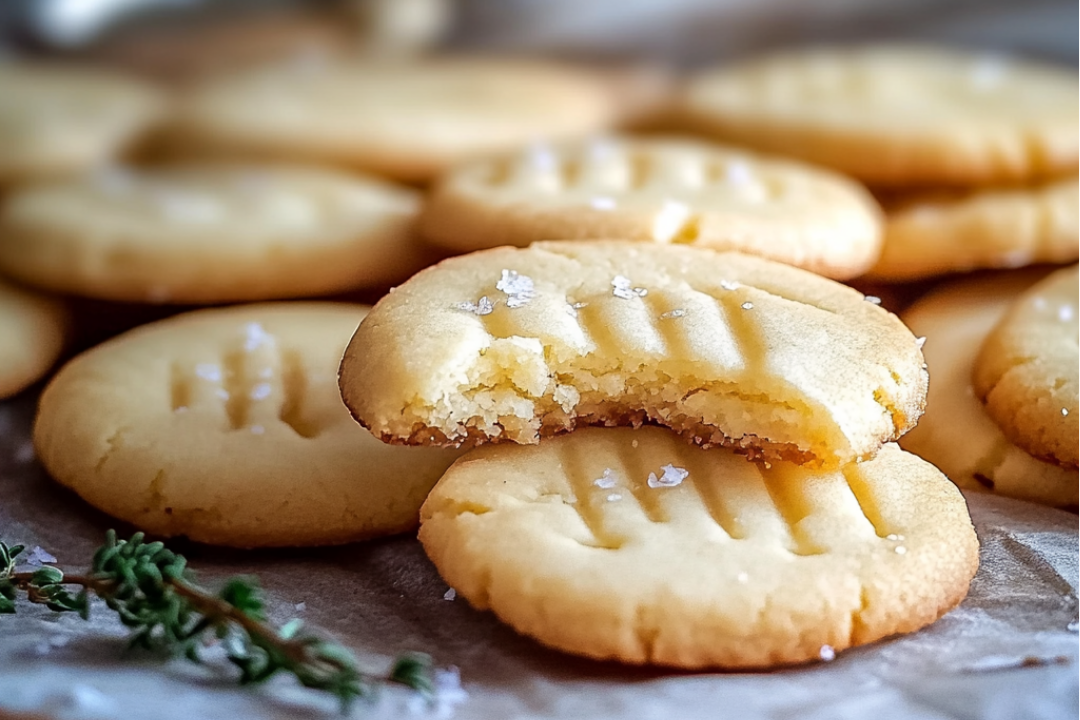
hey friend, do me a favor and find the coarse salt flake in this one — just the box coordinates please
[457,295,495,315]
[195,363,222,382]
[864,295,882,305]
[1062,408,1070,416]
[719,280,740,291]
[594,468,618,489]
[725,160,753,185]
[819,645,836,661]
[243,322,275,352]
[443,588,456,601]
[496,270,535,308]
[895,546,907,555]
[612,275,648,300]
[648,464,689,488]
[607,493,622,502]
[250,383,272,401]
[741,302,754,310]
[23,546,58,567]
[660,309,686,319]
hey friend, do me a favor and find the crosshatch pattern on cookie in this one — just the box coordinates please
[33,303,465,548]
[421,137,882,279]
[168,321,324,438]
[341,242,928,467]
[419,428,979,668]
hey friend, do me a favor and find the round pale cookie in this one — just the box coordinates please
[0,64,165,184]
[973,265,1079,469]
[900,271,1077,507]
[420,136,883,280]
[681,46,1079,186]
[171,57,618,182]
[0,163,424,304]
[340,241,927,468]
[420,427,979,668]
[33,303,465,548]
[0,278,68,399]
[868,176,1079,281]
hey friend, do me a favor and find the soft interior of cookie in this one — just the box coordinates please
[388,286,881,466]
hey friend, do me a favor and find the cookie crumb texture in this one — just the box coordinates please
[973,265,1079,468]
[419,428,979,668]
[340,242,927,468]
[33,303,463,548]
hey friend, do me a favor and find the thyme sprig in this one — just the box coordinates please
[0,531,433,711]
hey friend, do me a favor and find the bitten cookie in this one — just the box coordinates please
[340,241,928,467]
[171,57,618,182]
[0,64,165,184]
[900,271,1077,507]
[420,427,979,668]
[33,303,464,548]
[420,136,883,280]
[0,163,424,304]
[681,46,1078,186]
[868,177,1079,281]
[0,278,68,399]
[973,265,1079,468]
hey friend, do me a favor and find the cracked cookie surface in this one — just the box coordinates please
[973,265,1079,469]
[419,427,979,668]
[33,303,464,548]
[340,241,928,467]
[420,136,882,280]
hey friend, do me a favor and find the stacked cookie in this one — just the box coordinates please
[679,45,1079,282]
[901,267,1079,508]
[338,241,979,667]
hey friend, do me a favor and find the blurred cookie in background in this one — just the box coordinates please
[420,135,883,279]
[680,45,1078,187]
[973,265,1078,469]
[0,277,68,399]
[0,162,426,304]
[900,270,1078,508]
[168,56,621,182]
[867,176,1079,282]
[0,63,165,185]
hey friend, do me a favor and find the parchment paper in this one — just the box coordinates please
[1,393,1078,720]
